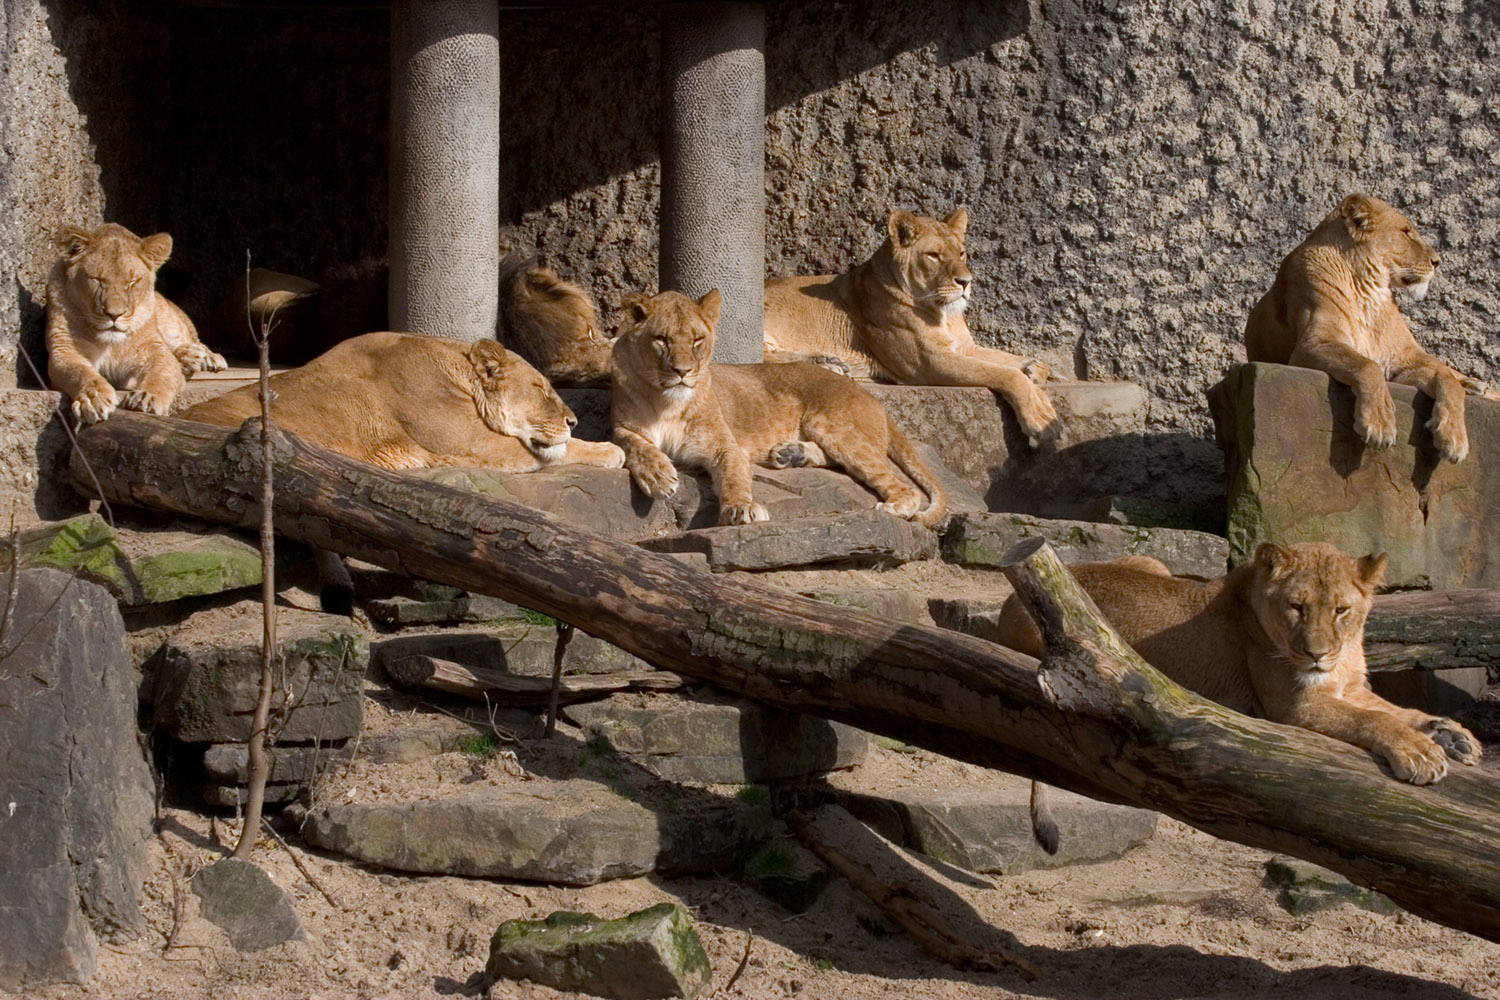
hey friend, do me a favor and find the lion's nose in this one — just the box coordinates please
[1432,252,1441,267]
[565,414,577,429]
[956,275,972,291]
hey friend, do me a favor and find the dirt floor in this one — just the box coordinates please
[32,676,1500,1000]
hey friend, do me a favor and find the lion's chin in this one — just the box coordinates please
[941,295,970,316]
[94,327,129,344]
[1405,276,1432,301]
[530,441,568,464]
[662,385,696,404]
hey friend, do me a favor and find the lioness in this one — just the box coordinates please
[46,223,226,423]
[995,542,1481,784]
[763,208,1060,446]
[181,331,623,472]
[1245,194,1469,462]
[611,289,947,528]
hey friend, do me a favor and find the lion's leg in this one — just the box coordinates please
[1289,339,1398,448]
[906,349,1061,446]
[1338,684,1481,766]
[560,438,626,468]
[118,350,185,416]
[48,349,118,424]
[1282,692,1455,784]
[614,425,680,500]
[800,412,924,520]
[967,345,1050,385]
[434,433,548,472]
[702,441,767,525]
[1390,354,1469,463]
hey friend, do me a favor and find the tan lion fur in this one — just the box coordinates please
[46,223,226,423]
[610,289,948,528]
[181,331,623,473]
[1245,193,1469,462]
[996,542,1481,784]
[763,208,1060,445]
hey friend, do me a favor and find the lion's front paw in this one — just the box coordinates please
[769,442,807,469]
[119,389,172,416]
[176,342,227,375]
[809,355,852,377]
[70,381,118,425]
[1022,358,1051,385]
[875,490,922,520]
[628,453,679,499]
[1381,730,1450,785]
[1425,717,1482,766]
[719,502,768,526]
[1354,389,1398,449]
[1427,405,1470,464]
[573,440,626,469]
[1016,388,1062,449]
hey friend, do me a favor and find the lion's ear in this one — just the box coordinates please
[1357,552,1389,589]
[138,232,174,270]
[1253,542,1295,580]
[888,210,920,248]
[59,226,93,261]
[696,289,722,327]
[468,338,510,380]
[1339,195,1377,241]
[523,264,565,297]
[621,293,651,325]
[944,207,969,237]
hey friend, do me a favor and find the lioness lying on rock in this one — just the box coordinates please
[995,542,1481,784]
[611,289,947,528]
[763,208,1060,447]
[1246,194,1471,463]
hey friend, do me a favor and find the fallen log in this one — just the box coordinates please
[1366,590,1500,672]
[71,414,1500,942]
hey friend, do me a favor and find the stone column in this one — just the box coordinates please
[389,0,499,341]
[660,2,765,364]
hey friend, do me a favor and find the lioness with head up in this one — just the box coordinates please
[1246,194,1470,462]
[182,331,622,473]
[611,289,947,528]
[763,208,1060,446]
[995,542,1481,785]
[46,223,226,423]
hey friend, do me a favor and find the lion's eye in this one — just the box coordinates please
[924,251,941,261]
[1289,603,1305,616]
[692,337,704,347]
[653,335,667,346]
[1335,605,1350,616]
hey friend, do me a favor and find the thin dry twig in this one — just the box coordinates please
[260,816,344,911]
[161,865,186,956]
[545,620,573,737]
[709,929,754,997]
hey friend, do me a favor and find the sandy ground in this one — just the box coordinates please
[32,679,1500,1000]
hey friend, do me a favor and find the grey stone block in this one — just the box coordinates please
[487,903,712,1000]
[639,509,939,572]
[942,512,1229,579]
[191,859,304,952]
[0,570,153,991]
[373,625,643,681]
[743,836,830,914]
[566,695,868,783]
[149,609,368,743]
[1264,855,1398,916]
[1210,362,1500,589]
[302,779,771,884]
[365,591,523,626]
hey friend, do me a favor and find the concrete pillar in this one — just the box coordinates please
[389,0,499,341]
[660,2,765,364]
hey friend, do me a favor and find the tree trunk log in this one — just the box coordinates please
[71,414,1500,942]
[1366,590,1500,672]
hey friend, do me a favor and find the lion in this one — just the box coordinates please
[46,223,226,423]
[763,208,1061,446]
[181,330,623,473]
[995,542,1481,784]
[212,256,612,386]
[1245,193,1470,462]
[611,289,948,528]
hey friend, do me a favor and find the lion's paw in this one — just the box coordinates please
[176,342,227,375]
[629,455,679,500]
[575,440,626,468]
[1427,407,1470,464]
[1381,731,1449,785]
[719,502,768,526]
[769,442,807,469]
[809,355,852,378]
[876,492,922,520]
[1355,390,1398,449]
[1016,388,1062,449]
[70,382,118,425]
[1425,717,1482,766]
[119,389,172,416]
[1022,358,1051,385]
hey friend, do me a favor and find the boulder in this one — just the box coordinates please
[191,859,304,952]
[941,512,1229,579]
[486,903,711,1000]
[0,570,153,990]
[372,626,644,681]
[1264,855,1399,916]
[639,510,938,572]
[149,607,368,743]
[1209,362,1500,588]
[565,694,868,783]
[743,836,831,914]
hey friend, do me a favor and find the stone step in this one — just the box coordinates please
[372,625,648,681]
[639,509,939,572]
[564,694,868,784]
[299,778,772,885]
[1210,361,1500,590]
[941,511,1229,579]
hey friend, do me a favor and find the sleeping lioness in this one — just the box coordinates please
[1245,194,1469,462]
[995,542,1481,784]
[611,289,947,527]
[763,208,1060,446]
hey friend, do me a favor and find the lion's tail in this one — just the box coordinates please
[1030,780,1060,855]
[885,417,948,529]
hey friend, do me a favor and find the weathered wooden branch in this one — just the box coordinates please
[71,414,1500,943]
[1366,590,1500,672]
[383,653,683,703]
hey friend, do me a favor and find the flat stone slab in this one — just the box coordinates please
[149,607,368,743]
[639,510,938,572]
[3,513,261,606]
[191,859,303,952]
[302,779,771,885]
[941,512,1229,579]
[565,694,868,784]
[1210,362,1500,588]
[487,903,711,1000]
[373,625,644,681]
[1264,855,1398,916]
[366,588,524,626]
[835,771,1157,875]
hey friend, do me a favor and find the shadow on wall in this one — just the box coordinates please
[16,281,46,389]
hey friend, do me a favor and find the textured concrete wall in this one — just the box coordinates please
[660,2,765,363]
